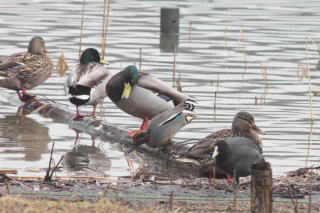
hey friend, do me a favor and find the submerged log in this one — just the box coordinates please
[20,98,205,177]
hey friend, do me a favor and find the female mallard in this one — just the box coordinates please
[106,65,193,138]
[128,101,198,152]
[65,48,112,121]
[185,111,264,160]
[212,137,265,184]
[0,36,53,102]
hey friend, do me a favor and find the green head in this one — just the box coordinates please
[121,65,139,100]
[80,48,109,65]
[133,131,150,146]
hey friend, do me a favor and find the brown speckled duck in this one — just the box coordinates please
[185,111,265,160]
[0,36,53,102]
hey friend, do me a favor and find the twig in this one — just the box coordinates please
[173,45,176,88]
[133,152,144,177]
[308,166,313,213]
[103,184,110,201]
[6,182,12,197]
[79,0,85,60]
[305,36,314,121]
[288,186,298,213]
[49,155,64,179]
[170,191,174,211]
[44,142,55,182]
[124,155,134,179]
[116,180,120,202]
[176,72,182,92]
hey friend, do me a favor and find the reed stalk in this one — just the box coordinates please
[305,36,314,121]
[173,45,176,88]
[101,0,111,60]
[79,0,85,61]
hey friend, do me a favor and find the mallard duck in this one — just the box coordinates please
[106,65,192,138]
[128,101,198,152]
[185,111,264,160]
[0,36,53,102]
[212,137,265,184]
[64,48,112,121]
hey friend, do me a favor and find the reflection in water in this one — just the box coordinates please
[0,115,50,161]
[63,144,111,173]
[159,34,179,52]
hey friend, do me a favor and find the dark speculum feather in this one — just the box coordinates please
[68,85,91,106]
[161,112,182,126]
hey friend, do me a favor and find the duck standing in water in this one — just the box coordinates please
[212,137,265,184]
[128,101,198,152]
[106,65,193,138]
[65,48,112,121]
[0,36,53,102]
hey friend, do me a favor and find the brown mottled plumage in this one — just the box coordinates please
[0,36,53,101]
[182,111,265,175]
[186,111,264,159]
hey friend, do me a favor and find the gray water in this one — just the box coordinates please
[0,0,319,178]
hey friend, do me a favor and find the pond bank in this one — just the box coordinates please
[1,166,319,212]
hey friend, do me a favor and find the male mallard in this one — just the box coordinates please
[128,101,198,152]
[0,36,53,102]
[212,137,265,184]
[106,65,192,138]
[185,111,265,160]
[64,48,112,121]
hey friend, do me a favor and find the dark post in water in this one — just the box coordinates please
[160,8,179,34]
[251,162,273,213]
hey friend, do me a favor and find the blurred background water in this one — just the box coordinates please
[0,0,319,178]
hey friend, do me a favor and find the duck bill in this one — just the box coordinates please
[100,59,109,65]
[43,49,51,53]
[212,146,219,158]
[252,124,265,135]
[185,112,198,123]
[121,82,131,100]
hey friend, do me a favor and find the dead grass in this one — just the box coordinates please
[0,196,154,213]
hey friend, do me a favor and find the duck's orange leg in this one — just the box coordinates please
[18,83,36,102]
[73,106,88,121]
[127,116,150,138]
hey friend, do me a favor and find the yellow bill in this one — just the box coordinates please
[121,82,131,100]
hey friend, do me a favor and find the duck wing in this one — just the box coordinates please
[137,73,190,102]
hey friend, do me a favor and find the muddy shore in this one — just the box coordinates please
[1,166,319,212]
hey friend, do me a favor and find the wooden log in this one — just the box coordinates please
[251,162,273,213]
[20,98,205,177]
[0,169,18,174]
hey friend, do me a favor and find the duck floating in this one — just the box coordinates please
[212,137,265,184]
[0,36,53,102]
[128,101,198,152]
[106,65,193,138]
[65,48,112,121]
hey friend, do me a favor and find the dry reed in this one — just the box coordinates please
[305,36,314,121]
[101,0,111,60]
[173,44,176,88]
[79,0,85,60]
